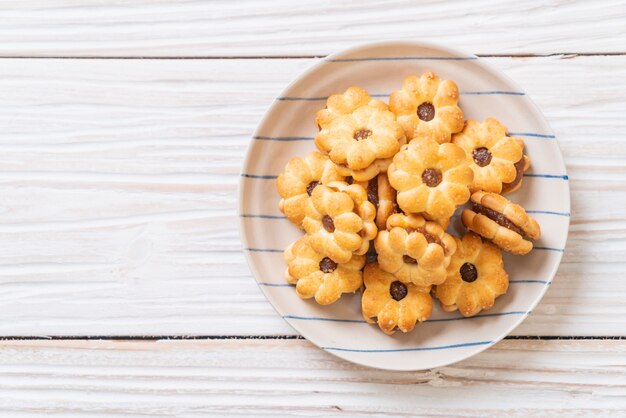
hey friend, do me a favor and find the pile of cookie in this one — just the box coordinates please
[277,72,541,335]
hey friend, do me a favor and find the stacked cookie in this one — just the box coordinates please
[277,72,541,335]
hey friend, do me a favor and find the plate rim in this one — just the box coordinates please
[238,40,570,371]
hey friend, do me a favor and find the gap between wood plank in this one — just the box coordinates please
[0,52,624,60]
[0,336,622,341]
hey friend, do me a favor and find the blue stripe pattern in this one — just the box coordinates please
[283,311,530,325]
[240,214,286,219]
[245,248,283,253]
[426,311,529,322]
[534,246,565,252]
[508,132,556,139]
[509,280,551,284]
[526,210,570,217]
[326,56,478,62]
[241,174,278,179]
[253,135,314,141]
[321,340,492,353]
[258,282,294,287]
[523,173,568,180]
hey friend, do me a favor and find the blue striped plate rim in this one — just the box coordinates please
[283,311,530,325]
[321,340,492,353]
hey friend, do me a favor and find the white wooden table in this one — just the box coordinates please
[0,1,625,415]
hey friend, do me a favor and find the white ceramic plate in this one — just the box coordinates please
[239,41,570,371]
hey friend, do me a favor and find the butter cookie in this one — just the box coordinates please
[362,263,432,334]
[389,72,464,143]
[435,232,508,317]
[285,237,365,305]
[462,191,541,255]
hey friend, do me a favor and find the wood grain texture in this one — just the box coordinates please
[0,339,623,416]
[0,56,624,336]
[0,0,625,57]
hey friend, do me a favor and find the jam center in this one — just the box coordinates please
[390,281,408,301]
[473,147,492,167]
[306,181,319,196]
[460,262,478,283]
[353,129,372,141]
[322,215,335,232]
[423,231,442,247]
[422,168,442,187]
[367,177,379,208]
[472,203,525,237]
[417,102,435,121]
[319,257,338,273]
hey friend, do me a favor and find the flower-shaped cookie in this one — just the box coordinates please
[276,152,345,227]
[375,213,457,286]
[387,136,473,220]
[303,183,376,263]
[462,191,541,255]
[389,72,464,143]
[452,118,530,194]
[315,86,406,181]
[285,237,365,305]
[362,263,432,334]
[435,232,508,317]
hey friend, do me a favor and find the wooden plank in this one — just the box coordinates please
[0,56,624,336]
[0,339,623,415]
[0,1,624,57]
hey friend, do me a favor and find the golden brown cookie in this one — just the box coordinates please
[452,118,530,194]
[315,86,406,182]
[435,232,508,317]
[316,86,373,130]
[389,72,464,143]
[276,152,345,227]
[387,136,473,220]
[285,237,365,305]
[303,183,376,263]
[462,191,541,255]
[362,263,432,334]
[375,213,457,286]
